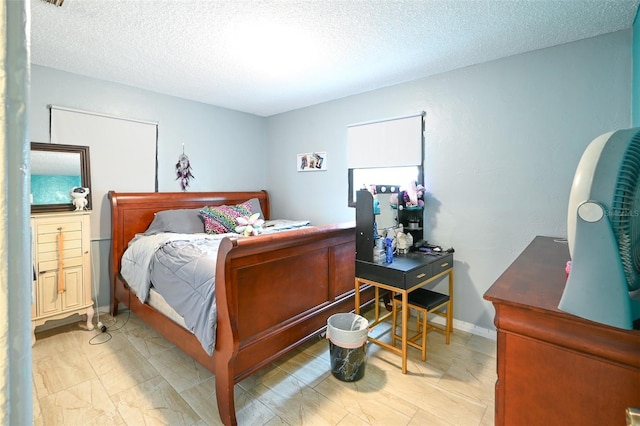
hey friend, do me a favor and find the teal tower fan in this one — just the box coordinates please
[560,128,640,329]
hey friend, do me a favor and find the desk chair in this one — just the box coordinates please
[391,288,452,361]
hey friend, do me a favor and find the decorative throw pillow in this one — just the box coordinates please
[200,202,252,234]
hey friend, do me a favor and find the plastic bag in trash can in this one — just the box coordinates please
[326,313,369,381]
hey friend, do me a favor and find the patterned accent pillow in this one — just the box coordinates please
[200,202,252,234]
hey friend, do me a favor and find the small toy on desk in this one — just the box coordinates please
[385,237,394,263]
[70,187,90,211]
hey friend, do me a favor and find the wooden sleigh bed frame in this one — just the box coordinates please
[108,190,374,425]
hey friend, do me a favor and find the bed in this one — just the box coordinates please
[108,190,374,426]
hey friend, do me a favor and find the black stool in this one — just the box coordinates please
[391,288,452,361]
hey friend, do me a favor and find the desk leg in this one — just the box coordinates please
[401,291,408,374]
[446,270,454,344]
[354,278,361,315]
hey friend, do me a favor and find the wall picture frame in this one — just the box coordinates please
[297,152,327,171]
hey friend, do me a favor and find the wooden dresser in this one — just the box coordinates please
[31,211,94,342]
[484,236,640,426]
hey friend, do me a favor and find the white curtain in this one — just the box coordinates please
[50,106,157,240]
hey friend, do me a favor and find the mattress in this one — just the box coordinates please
[148,287,187,330]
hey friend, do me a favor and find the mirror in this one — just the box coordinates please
[348,166,421,206]
[349,165,423,236]
[30,142,92,213]
[373,190,399,231]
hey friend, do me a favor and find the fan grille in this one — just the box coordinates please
[611,132,640,291]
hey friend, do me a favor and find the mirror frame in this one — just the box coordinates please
[31,142,92,213]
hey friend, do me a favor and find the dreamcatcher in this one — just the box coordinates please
[175,145,194,191]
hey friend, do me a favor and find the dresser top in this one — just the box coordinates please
[485,235,640,334]
[484,236,570,311]
[31,210,91,218]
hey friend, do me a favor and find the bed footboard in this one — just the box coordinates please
[215,224,372,423]
[214,223,374,425]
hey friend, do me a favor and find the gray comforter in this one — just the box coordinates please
[150,238,222,355]
[121,233,228,355]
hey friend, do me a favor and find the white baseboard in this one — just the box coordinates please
[452,318,497,340]
[426,314,497,340]
[95,304,110,315]
[368,302,497,341]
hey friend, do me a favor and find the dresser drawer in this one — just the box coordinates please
[37,246,84,263]
[38,256,83,273]
[432,254,453,276]
[356,261,406,289]
[38,221,82,235]
[405,262,433,288]
[37,230,82,245]
[38,239,82,256]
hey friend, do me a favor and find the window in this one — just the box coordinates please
[347,113,424,207]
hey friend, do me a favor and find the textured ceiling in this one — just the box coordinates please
[31,0,640,117]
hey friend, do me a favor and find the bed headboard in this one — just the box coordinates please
[108,190,270,282]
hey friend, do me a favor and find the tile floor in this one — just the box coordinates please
[32,307,496,425]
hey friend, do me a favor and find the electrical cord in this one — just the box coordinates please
[88,250,131,345]
[88,297,131,345]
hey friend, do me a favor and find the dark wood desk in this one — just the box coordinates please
[484,236,640,426]
[355,252,453,373]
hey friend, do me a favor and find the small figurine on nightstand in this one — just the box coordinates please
[70,187,90,211]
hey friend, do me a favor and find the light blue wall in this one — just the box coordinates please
[30,30,633,332]
[266,30,632,331]
[30,65,268,309]
[633,7,640,126]
[31,66,268,192]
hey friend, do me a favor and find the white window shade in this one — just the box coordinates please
[347,114,423,168]
[50,106,158,240]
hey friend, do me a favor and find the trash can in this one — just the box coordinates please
[326,313,369,382]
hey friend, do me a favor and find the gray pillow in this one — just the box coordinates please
[246,197,264,219]
[144,208,205,235]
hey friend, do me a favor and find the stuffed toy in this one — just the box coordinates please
[406,181,426,207]
[70,187,90,211]
[235,213,264,236]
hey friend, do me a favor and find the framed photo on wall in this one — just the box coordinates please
[297,152,327,172]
